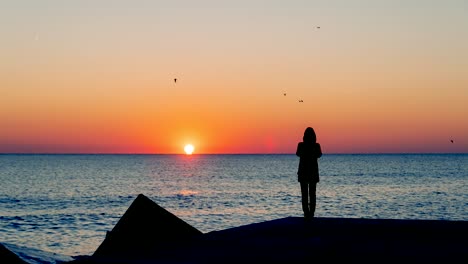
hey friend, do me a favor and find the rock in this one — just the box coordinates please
[93,194,202,259]
[0,243,26,264]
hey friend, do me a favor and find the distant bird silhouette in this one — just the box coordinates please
[316,26,320,29]
[451,140,454,143]
[284,93,287,96]
[299,100,304,103]
[174,78,177,83]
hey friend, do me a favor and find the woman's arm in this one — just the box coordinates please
[296,142,303,157]
[316,143,322,158]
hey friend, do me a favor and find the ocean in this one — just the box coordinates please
[0,154,467,256]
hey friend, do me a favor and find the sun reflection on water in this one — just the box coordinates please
[178,190,199,196]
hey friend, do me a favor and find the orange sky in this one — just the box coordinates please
[1,1,467,154]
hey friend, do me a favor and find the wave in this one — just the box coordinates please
[0,242,74,264]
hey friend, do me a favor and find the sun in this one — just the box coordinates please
[184,144,195,155]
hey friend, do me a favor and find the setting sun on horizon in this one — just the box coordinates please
[184,144,195,155]
[1,1,467,154]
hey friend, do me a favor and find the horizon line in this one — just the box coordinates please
[1,152,467,155]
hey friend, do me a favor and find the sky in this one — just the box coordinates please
[1,0,467,154]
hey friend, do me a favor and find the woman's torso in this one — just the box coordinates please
[297,142,321,182]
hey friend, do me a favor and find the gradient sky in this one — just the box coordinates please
[1,0,467,154]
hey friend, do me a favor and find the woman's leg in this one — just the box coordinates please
[310,183,317,217]
[300,182,310,217]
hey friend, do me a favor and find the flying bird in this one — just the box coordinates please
[283,93,287,96]
[316,26,320,29]
[298,100,304,103]
[451,140,454,143]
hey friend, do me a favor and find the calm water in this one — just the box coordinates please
[1,154,467,256]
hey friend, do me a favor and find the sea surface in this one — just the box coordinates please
[1,154,467,256]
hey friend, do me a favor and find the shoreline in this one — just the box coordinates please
[2,194,467,263]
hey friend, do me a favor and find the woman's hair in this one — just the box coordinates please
[303,127,317,143]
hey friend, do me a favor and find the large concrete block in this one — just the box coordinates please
[93,194,202,258]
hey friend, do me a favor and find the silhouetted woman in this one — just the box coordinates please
[296,127,322,218]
